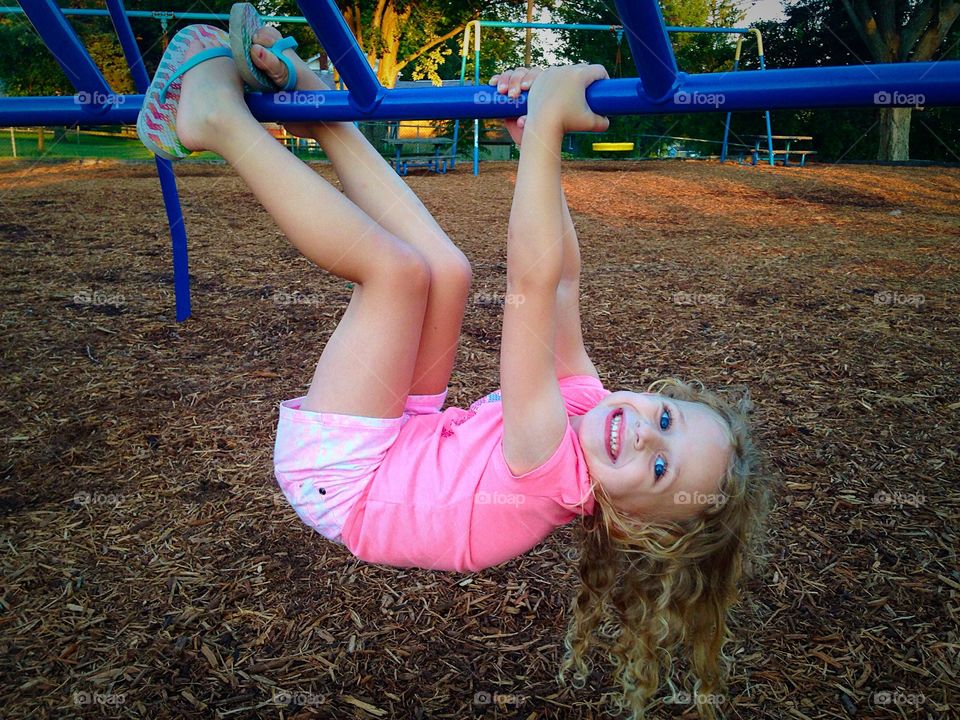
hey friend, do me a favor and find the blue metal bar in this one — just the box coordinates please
[1,7,752,36]
[296,0,382,113]
[664,26,751,33]
[105,0,148,91]
[106,0,192,322]
[17,0,114,106]
[614,0,678,102]
[479,20,752,34]
[3,61,957,126]
[481,20,620,31]
[0,6,309,23]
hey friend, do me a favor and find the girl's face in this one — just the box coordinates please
[571,391,732,520]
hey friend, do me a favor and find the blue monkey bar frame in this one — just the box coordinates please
[4,0,960,322]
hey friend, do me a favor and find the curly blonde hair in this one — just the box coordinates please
[559,378,772,719]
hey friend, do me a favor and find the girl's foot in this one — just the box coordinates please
[250,26,329,137]
[250,25,328,91]
[176,51,249,153]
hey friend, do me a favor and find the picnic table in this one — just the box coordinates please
[746,134,816,167]
[384,137,454,176]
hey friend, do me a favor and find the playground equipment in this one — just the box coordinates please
[456,22,776,174]
[592,142,635,152]
[3,0,959,321]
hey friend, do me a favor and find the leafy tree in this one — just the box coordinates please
[755,2,960,162]
[838,0,960,159]
[269,0,521,87]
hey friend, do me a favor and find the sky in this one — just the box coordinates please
[741,0,788,24]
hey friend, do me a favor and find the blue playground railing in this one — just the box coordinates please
[3,0,959,321]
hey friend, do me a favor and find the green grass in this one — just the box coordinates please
[0,129,327,162]
[0,128,222,161]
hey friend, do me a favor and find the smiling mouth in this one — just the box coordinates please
[605,408,624,461]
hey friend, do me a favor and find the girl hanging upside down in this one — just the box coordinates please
[138,8,770,718]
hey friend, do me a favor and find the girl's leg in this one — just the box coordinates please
[251,30,471,396]
[177,54,429,418]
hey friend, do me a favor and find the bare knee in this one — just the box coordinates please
[370,240,431,297]
[428,244,472,299]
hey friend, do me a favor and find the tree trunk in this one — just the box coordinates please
[877,107,911,161]
[37,127,45,153]
[525,0,534,66]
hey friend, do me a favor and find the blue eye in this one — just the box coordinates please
[659,407,671,430]
[655,457,667,480]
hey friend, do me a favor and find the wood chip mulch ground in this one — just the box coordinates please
[1,159,958,719]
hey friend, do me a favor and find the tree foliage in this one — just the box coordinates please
[756,0,960,162]
[269,0,522,86]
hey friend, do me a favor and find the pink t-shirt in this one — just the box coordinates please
[341,375,609,572]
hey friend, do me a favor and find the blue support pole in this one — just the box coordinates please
[105,0,148,90]
[473,29,481,176]
[155,161,192,322]
[297,0,382,113]
[106,0,192,321]
[720,55,739,163]
[614,0,679,102]
[758,53,774,166]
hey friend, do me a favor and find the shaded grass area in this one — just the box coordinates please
[0,128,322,162]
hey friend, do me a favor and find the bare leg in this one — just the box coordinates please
[176,54,429,418]
[251,29,471,396]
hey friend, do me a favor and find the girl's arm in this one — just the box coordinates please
[497,65,609,475]
[492,68,598,383]
[555,191,599,380]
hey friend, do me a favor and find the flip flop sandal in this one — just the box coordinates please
[136,24,232,160]
[229,2,298,92]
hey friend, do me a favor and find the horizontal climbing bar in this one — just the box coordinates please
[1,61,956,126]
